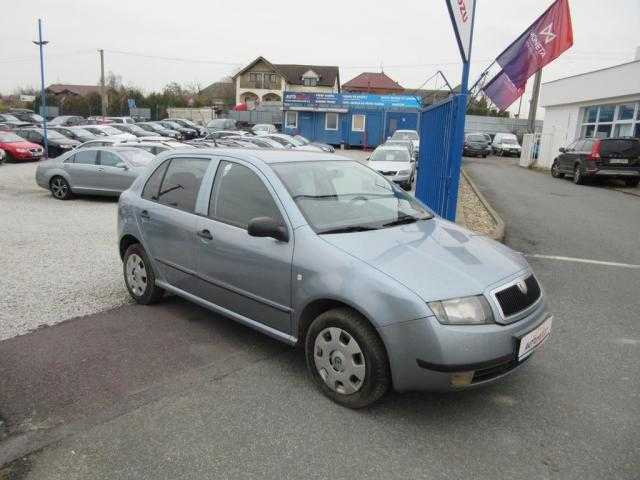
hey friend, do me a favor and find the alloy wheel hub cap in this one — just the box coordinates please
[314,327,366,395]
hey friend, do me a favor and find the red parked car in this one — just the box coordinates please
[0,131,43,161]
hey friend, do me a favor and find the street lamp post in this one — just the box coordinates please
[33,19,49,157]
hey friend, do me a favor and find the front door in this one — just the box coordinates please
[97,150,134,193]
[194,159,293,335]
[137,156,211,291]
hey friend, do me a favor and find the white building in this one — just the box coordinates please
[537,53,640,169]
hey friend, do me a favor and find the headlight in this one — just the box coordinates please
[428,295,494,325]
[398,169,411,175]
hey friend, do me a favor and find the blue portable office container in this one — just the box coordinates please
[282,92,420,148]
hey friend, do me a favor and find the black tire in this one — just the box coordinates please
[49,176,73,200]
[573,164,585,185]
[623,178,639,188]
[305,308,390,409]
[123,243,164,305]
[551,161,564,178]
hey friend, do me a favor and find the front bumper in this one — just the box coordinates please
[379,296,550,392]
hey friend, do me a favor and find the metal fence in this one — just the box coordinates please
[415,96,459,220]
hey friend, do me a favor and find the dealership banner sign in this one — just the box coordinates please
[283,92,421,111]
[483,0,573,110]
[445,0,476,62]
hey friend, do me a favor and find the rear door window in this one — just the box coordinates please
[142,161,169,201]
[99,151,122,167]
[156,157,210,212]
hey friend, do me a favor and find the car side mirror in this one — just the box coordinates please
[116,162,129,170]
[559,147,566,153]
[247,217,289,242]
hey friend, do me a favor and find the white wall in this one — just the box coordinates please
[540,60,640,108]
[538,104,580,168]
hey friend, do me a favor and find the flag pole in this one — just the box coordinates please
[527,69,542,132]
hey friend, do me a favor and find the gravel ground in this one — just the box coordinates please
[458,172,497,236]
[0,161,129,341]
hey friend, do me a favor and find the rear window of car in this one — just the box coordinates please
[467,134,486,142]
[600,139,640,158]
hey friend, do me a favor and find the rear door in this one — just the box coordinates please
[64,149,100,191]
[193,158,294,335]
[558,140,579,172]
[136,156,211,291]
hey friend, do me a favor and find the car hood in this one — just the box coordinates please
[369,161,411,171]
[1,141,42,151]
[321,219,528,302]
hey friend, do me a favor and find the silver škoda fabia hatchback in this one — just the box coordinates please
[118,149,553,408]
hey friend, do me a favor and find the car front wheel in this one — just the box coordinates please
[123,243,164,304]
[551,161,564,178]
[305,308,390,409]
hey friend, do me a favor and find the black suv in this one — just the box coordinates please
[551,137,640,187]
[463,132,492,157]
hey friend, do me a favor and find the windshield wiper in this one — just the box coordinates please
[382,214,431,228]
[319,225,381,234]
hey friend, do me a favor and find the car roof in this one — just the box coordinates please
[161,147,347,165]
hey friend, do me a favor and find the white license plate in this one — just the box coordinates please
[609,159,628,164]
[518,316,553,361]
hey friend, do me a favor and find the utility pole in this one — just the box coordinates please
[527,69,542,133]
[99,49,107,118]
[33,19,49,157]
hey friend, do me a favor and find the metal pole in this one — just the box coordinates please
[446,2,477,221]
[99,49,107,118]
[527,69,542,133]
[33,19,49,158]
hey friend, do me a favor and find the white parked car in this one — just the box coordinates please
[492,133,522,157]
[107,116,136,124]
[82,125,137,141]
[261,133,324,152]
[390,130,420,156]
[252,123,278,134]
[368,144,416,190]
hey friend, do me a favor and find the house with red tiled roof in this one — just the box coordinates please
[342,72,404,95]
[46,84,102,97]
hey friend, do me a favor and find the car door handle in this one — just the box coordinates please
[140,210,150,220]
[197,229,213,240]
[97,167,104,172]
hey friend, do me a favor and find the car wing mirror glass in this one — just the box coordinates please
[247,217,289,242]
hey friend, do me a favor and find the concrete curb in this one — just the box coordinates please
[460,167,506,242]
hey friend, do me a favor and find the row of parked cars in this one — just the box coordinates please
[365,129,420,190]
[463,132,522,158]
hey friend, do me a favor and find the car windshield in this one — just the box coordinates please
[392,131,418,141]
[100,126,123,135]
[117,149,155,167]
[467,134,486,142]
[207,119,228,128]
[501,138,518,145]
[30,114,45,122]
[287,136,304,147]
[370,149,410,163]
[273,160,432,233]
[73,128,94,137]
[294,135,310,145]
[0,132,26,143]
[29,129,67,140]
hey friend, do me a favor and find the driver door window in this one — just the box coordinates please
[99,150,122,167]
[208,161,282,228]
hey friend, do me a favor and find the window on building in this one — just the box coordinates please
[209,161,282,229]
[325,113,338,130]
[303,77,318,87]
[249,72,262,88]
[352,114,366,132]
[579,101,640,140]
[285,111,298,129]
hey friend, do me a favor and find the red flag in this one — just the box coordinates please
[483,70,526,111]
[496,0,573,88]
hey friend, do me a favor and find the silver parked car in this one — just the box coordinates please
[117,149,552,408]
[36,147,155,199]
[368,145,416,190]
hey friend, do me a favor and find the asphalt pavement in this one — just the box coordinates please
[1,156,638,480]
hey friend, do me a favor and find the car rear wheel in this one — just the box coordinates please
[49,176,73,200]
[551,161,564,178]
[305,308,390,408]
[123,244,164,304]
[573,165,585,185]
